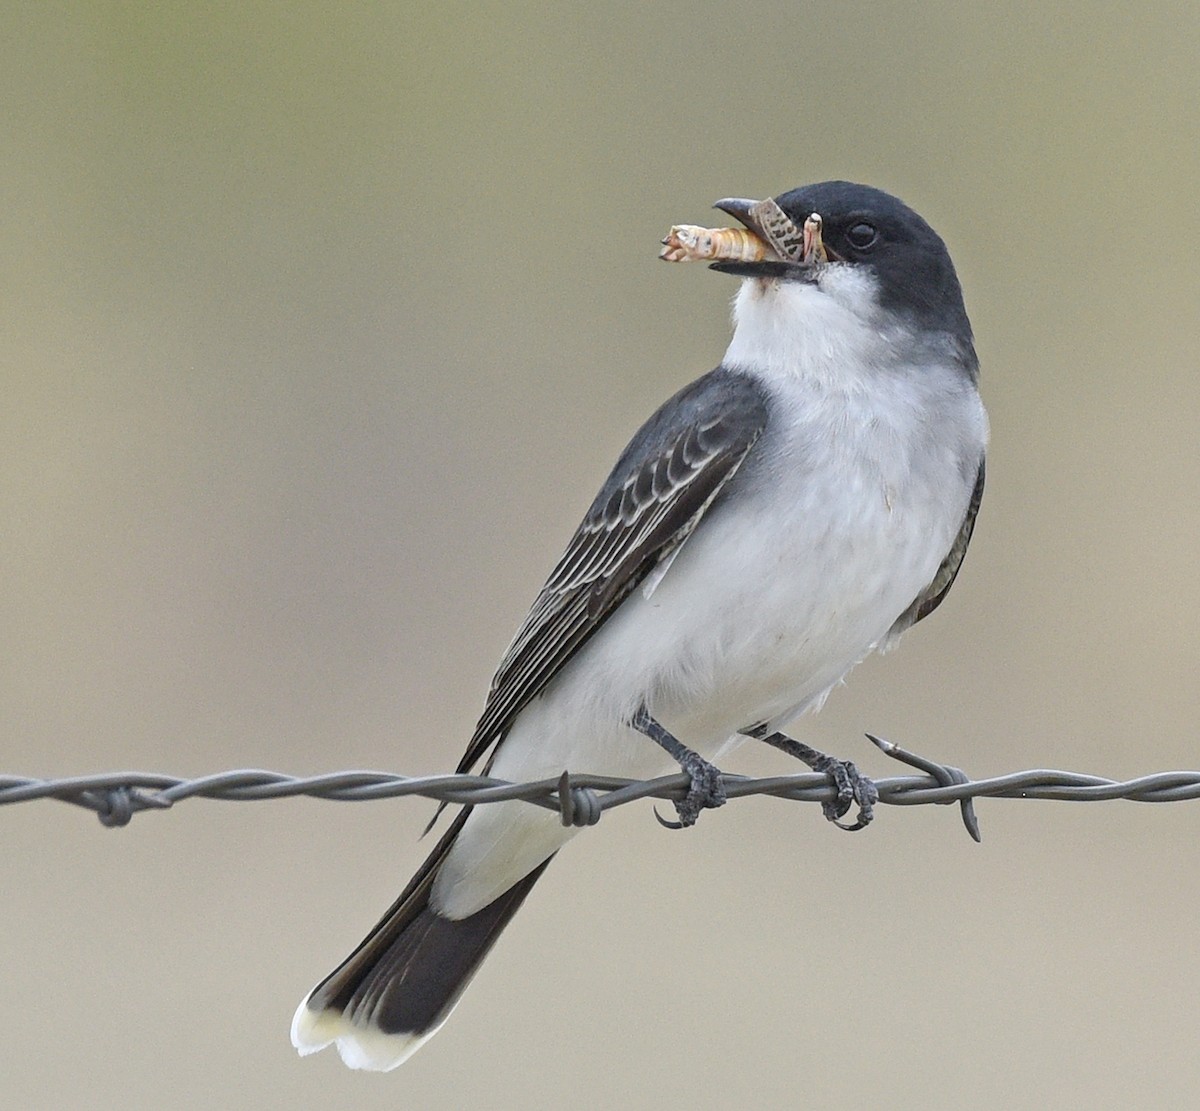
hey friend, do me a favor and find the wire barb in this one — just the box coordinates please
[557,771,602,827]
[4,738,1200,832]
[867,734,982,842]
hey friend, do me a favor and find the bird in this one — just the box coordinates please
[291,180,988,1071]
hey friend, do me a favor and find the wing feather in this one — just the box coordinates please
[888,456,985,640]
[455,369,769,775]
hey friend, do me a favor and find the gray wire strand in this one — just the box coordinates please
[4,736,1200,840]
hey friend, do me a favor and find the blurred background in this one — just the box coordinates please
[2,3,1198,1108]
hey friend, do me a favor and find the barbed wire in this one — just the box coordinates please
[5,736,1200,842]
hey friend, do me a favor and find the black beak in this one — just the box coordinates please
[713,198,761,230]
[708,258,807,279]
[708,197,815,280]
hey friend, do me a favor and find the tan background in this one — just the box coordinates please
[3,3,1199,1108]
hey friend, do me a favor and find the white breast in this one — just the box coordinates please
[637,272,988,736]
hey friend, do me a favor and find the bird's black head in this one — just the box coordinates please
[714,181,974,352]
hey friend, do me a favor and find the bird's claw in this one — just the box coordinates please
[632,705,728,830]
[810,753,877,830]
[661,759,727,829]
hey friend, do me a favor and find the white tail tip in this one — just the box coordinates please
[290,994,447,1072]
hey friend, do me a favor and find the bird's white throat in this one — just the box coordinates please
[723,269,893,387]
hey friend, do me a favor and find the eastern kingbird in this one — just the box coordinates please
[292,181,988,1070]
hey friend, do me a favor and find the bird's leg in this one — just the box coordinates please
[744,725,877,831]
[631,705,727,829]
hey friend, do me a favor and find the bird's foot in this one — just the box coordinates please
[632,705,727,829]
[658,749,727,829]
[806,751,877,830]
[750,730,878,831]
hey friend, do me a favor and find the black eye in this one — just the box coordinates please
[845,222,878,250]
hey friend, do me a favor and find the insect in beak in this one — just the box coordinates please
[801,213,828,265]
[658,197,831,282]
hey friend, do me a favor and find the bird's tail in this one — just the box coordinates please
[291,808,553,1071]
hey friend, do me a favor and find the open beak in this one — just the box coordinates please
[709,197,827,279]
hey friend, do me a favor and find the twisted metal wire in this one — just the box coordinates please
[4,736,1200,842]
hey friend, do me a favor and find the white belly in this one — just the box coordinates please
[432,354,986,920]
